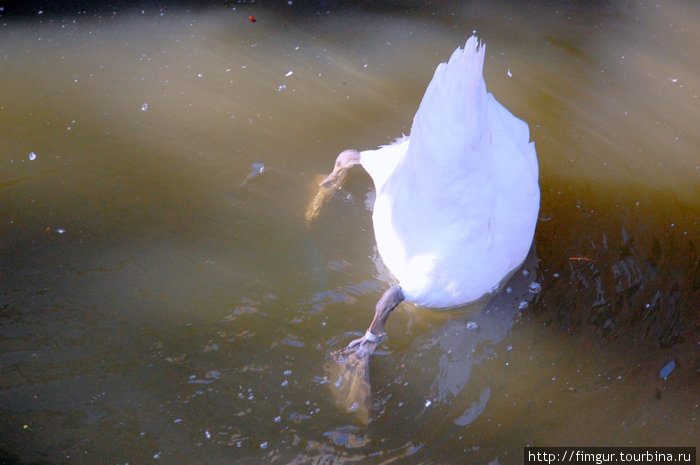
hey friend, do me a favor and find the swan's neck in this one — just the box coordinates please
[359,137,409,193]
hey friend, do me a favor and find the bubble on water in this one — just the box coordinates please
[348,402,359,411]
[285,70,293,77]
[141,103,148,111]
[283,370,292,376]
[28,152,37,161]
[204,430,211,439]
[522,269,530,277]
[424,400,432,407]
[278,84,287,91]
[273,416,281,423]
[465,321,478,330]
[518,301,529,310]
[281,380,288,387]
[260,442,268,449]
[528,282,542,293]
[507,68,512,77]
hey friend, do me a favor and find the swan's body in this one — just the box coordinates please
[320,36,539,356]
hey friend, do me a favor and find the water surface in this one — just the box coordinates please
[1,1,698,464]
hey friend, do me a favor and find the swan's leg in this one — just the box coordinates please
[368,285,404,336]
[346,285,404,357]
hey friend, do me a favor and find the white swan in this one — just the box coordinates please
[319,36,539,356]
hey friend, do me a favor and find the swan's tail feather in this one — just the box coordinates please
[408,36,489,170]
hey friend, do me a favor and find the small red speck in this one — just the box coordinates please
[249,15,256,22]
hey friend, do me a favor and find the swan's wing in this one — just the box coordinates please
[373,37,539,306]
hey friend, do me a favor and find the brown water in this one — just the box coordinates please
[1,1,698,464]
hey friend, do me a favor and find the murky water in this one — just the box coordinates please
[1,1,698,464]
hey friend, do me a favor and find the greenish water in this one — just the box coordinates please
[1,1,697,464]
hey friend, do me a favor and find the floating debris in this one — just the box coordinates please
[285,70,293,77]
[659,360,675,379]
[240,162,265,187]
[249,15,256,22]
[507,68,512,77]
[28,152,37,161]
[141,102,148,111]
[465,321,478,330]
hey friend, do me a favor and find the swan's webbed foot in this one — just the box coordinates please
[344,331,386,359]
[336,285,404,359]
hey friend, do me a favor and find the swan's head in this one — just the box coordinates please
[319,149,361,187]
